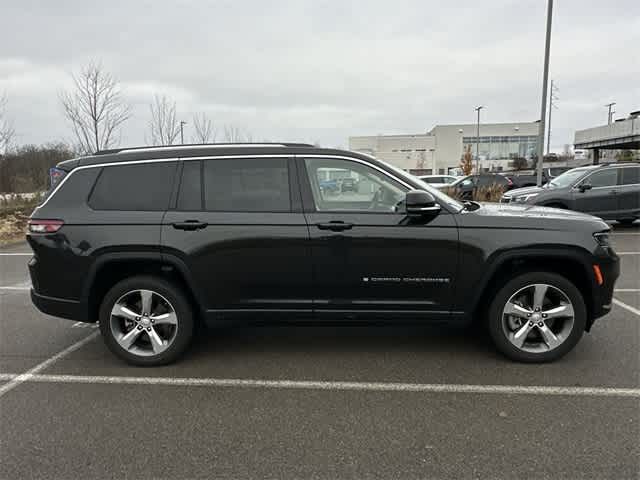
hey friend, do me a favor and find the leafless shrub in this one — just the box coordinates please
[0,93,16,153]
[192,112,216,144]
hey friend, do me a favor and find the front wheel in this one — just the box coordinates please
[99,276,194,366]
[488,272,586,363]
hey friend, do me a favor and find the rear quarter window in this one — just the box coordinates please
[620,166,640,185]
[89,162,177,211]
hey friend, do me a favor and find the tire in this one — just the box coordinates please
[617,218,637,226]
[99,275,194,366]
[487,272,586,363]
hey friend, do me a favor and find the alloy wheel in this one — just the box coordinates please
[501,283,575,354]
[109,289,179,357]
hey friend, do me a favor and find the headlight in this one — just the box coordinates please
[594,232,611,248]
[514,193,539,203]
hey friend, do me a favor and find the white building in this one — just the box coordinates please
[349,121,540,175]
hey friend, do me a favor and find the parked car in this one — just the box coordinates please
[319,178,339,194]
[502,167,573,188]
[448,174,513,200]
[418,175,459,189]
[28,143,619,365]
[501,163,640,224]
[340,177,357,192]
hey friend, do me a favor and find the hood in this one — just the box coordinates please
[464,202,610,233]
[503,185,544,197]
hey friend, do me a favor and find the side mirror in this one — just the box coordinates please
[405,190,441,217]
[578,183,592,192]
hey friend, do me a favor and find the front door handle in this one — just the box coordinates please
[172,220,208,231]
[609,190,618,195]
[315,221,354,232]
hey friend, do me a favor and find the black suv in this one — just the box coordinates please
[28,144,619,365]
[501,163,640,224]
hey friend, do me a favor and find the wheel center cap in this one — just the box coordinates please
[531,313,541,322]
[140,317,151,327]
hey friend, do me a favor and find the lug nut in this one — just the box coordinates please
[146,327,151,331]
[150,319,155,324]
[527,313,531,317]
[535,307,540,312]
[529,321,534,326]
[538,322,543,327]
[542,314,547,318]
[137,325,142,330]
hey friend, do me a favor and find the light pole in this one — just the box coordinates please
[605,102,616,125]
[179,120,187,144]
[474,106,484,173]
[547,80,558,155]
[536,0,553,187]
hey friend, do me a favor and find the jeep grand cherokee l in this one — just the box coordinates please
[28,144,619,365]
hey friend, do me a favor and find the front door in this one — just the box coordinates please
[299,156,458,320]
[161,157,313,320]
[573,168,619,217]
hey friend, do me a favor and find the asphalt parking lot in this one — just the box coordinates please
[1,226,639,479]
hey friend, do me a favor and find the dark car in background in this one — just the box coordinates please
[501,163,640,224]
[502,167,573,188]
[448,173,513,200]
[27,143,618,366]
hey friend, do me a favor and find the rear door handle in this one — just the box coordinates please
[315,221,353,232]
[172,220,208,231]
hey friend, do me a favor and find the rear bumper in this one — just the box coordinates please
[30,289,88,322]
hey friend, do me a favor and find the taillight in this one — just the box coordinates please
[507,177,513,185]
[28,219,64,233]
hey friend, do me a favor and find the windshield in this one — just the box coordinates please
[373,157,465,212]
[547,167,592,188]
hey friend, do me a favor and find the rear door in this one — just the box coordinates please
[573,168,619,217]
[616,165,640,218]
[161,156,313,320]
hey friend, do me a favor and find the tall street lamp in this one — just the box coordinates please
[179,120,187,144]
[536,0,553,187]
[474,106,484,174]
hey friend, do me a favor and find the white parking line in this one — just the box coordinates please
[617,252,640,255]
[0,332,99,398]
[0,373,636,398]
[615,289,640,292]
[0,253,32,256]
[613,298,640,316]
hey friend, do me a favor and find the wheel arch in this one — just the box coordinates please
[469,247,598,330]
[84,252,206,325]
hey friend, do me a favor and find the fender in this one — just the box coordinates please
[464,245,597,315]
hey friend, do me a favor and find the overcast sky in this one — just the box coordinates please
[1,0,638,151]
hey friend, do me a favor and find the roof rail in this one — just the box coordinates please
[94,143,315,155]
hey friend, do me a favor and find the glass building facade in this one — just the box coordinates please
[463,135,538,162]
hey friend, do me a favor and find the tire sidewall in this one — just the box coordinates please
[488,272,586,363]
[99,275,194,366]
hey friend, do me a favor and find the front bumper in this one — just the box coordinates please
[588,253,620,327]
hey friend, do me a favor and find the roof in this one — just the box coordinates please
[57,143,372,170]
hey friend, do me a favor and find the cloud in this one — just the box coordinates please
[0,0,638,150]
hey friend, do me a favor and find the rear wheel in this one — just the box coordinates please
[99,276,194,366]
[487,272,586,363]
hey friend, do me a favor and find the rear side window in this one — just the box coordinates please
[620,166,640,185]
[177,161,202,210]
[89,162,177,211]
[584,169,617,188]
[203,158,290,212]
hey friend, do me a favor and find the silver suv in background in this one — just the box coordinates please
[501,163,640,225]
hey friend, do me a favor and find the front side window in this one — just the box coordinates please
[304,158,406,212]
[203,157,290,212]
[89,162,177,211]
[582,169,617,188]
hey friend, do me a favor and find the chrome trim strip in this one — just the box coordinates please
[36,153,420,211]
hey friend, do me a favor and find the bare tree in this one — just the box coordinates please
[192,112,216,144]
[60,62,131,155]
[148,94,180,146]
[0,93,16,153]
[459,144,473,176]
[223,124,253,143]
